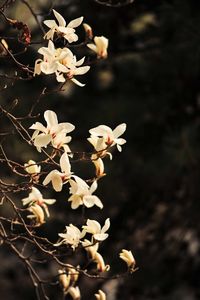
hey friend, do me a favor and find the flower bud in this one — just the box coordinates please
[67,265,79,283]
[27,204,45,225]
[24,160,41,174]
[0,39,8,56]
[94,252,110,272]
[95,290,106,300]
[58,269,70,291]
[119,249,136,270]
[92,156,106,178]
[83,23,93,39]
[68,286,81,300]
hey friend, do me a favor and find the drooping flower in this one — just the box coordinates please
[91,155,106,178]
[95,290,106,300]
[67,286,81,300]
[24,160,41,174]
[67,264,79,283]
[30,110,74,152]
[27,204,45,225]
[82,218,110,241]
[55,224,85,250]
[68,177,103,209]
[44,9,83,43]
[43,153,72,192]
[119,249,136,269]
[34,40,90,86]
[22,187,56,217]
[58,269,71,291]
[93,251,110,272]
[82,239,99,259]
[87,36,108,59]
[88,123,126,153]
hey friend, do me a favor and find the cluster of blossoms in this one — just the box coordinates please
[34,10,109,86]
[19,10,135,298]
[20,107,135,298]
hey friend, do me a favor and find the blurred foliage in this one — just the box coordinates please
[1,0,200,299]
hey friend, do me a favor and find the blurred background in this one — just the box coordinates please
[1,0,200,299]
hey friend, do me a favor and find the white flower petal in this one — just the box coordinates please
[30,122,47,133]
[60,152,71,174]
[67,16,83,28]
[44,110,58,128]
[94,233,108,241]
[73,66,90,76]
[90,180,97,194]
[113,123,126,138]
[53,9,66,27]
[51,174,63,192]
[34,134,52,148]
[70,77,85,87]
[44,199,56,205]
[102,218,110,233]
[43,19,57,28]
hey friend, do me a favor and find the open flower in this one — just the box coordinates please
[68,177,103,209]
[30,110,74,152]
[22,187,56,217]
[88,123,126,153]
[82,218,110,241]
[44,9,83,43]
[43,153,72,192]
[95,290,106,300]
[24,160,41,174]
[119,249,136,269]
[34,40,90,86]
[55,224,85,250]
[87,36,108,59]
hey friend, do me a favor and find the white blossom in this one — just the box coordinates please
[82,218,110,241]
[83,23,93,39]
[88,123,126,152]
[95,290,106,300]
[119,249,136,269]
[82,239,99,259]
[55,224,85,250]
[22,187,56,217]
[87,36,108,58]
[30,110,74,152]
[24,160,41,174]
[91,155,106,178]
[58,270,71,291]
[44,9,83,43]
[68,177,103,209]
[94,252,110,272]
[34,40,90,86]
[68,286,81,300]
[43,153,72,192]
[27,204,45,225]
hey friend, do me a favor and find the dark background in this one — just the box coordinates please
[1,0,200,299]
